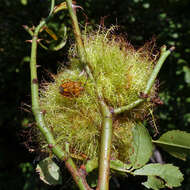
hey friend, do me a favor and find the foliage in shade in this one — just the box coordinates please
[142,176,165,190]
[128,123,153,169]
[39,28,157,162]
[36,157,62,185]
[183,66,190,84]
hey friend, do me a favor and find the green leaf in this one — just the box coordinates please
[21,56,30,64]
[142,176,165,190]
[51,26,67,51]
[20,0,27,5]
[36,157,62,185]
[53,2,68,14]
[153,130,190,160]
[110,159,131,173]
[134,163,183,188]
[85,158,131,173]
[183,66,190,84]
[128,123,153,169]
[85,158,98,173]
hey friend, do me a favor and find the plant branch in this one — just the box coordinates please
[23,25,48,50]
[65,1,113,189]
[29,2,91,189]
[144,45,173,94]
[66,0,86,62]
[49,0,55,15]
[97,100,113,190]
[114,45,174,114]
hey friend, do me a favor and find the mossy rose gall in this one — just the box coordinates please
[39,29,157,162]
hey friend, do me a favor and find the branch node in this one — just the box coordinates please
[32,78,38,84]
[37,39,43,43]
[109,107,114,114]
[41,110,47,115]
[79,165,88,176]
[139,92,149,99]
[161,45,167,52]
[48,144,54,149]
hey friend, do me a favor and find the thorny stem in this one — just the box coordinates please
[49,0,55,15]
[66,0,113,189]
[23,25,48,50]
[114,45,174,114]
[66,0,93,79]
[66,0,86,62]
[144,45,172,94]
[29,1,91,190]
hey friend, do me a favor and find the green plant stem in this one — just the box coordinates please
[23,25,34,36]
[30,33,91,190]
[29,2,91,189]
[30,35,55,144]
[114,45,173,114]
[49,0,55,15]
[66,0,86,62]
[23,25,48,50]
[66,0,93,78]
[97,100,113,190]
[144,45,171,94]
[65,1,113,189]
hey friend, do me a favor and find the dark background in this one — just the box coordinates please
[0,0,190,189]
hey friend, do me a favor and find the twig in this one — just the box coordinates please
[66,0,86,62]
[23,25,48,50]
[66,1,113,189]
[114,45,174,114]
[29,1,91,189]
[97,100,113,190]
[49,0,55,16]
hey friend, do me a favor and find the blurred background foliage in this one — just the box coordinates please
[0,0,190,189]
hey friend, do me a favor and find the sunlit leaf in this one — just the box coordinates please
[134,164,183,188]
[85,158,98,173]
[153,130,190,160]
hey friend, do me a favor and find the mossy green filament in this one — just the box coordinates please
[39,29,156,162]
